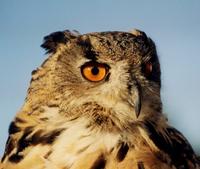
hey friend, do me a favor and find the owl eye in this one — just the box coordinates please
[145,62,153,74]
[143,62,153,76]
[81,62,109,82]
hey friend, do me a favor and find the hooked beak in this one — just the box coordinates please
[128,84,141,118]
[134,91,141,118]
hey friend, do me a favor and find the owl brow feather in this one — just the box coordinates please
[77,37,98,61]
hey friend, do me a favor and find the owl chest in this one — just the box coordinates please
[3,119,172,169]
[48,121,121,168]
[45,120,170,169]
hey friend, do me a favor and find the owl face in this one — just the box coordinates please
[34,30,161,125]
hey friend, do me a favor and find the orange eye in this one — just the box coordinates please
[81,62,108,82]
[142,62,153,77]
[145,62,153,75]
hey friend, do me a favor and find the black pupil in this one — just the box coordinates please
[91,66,99,75]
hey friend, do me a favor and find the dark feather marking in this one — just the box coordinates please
[9,154,24,163]
[45,129,65,144]
[116,142,129,162]
[68,116,79,121]
[39,117,49,121]
[41,30,77,54]
[31,128,65,145]
[7,127,32,163]
[15,117,26,123]
[77,38,98,61]
[9,121,21,134]
[1,136,15,162]
[90,154,106,169]
[76,145,90,154]
[104,72,110,82]
[2,124,30,163]
[8,127,64,163]
[144,121,197,168]
[47,103,59,108]
[17,127,33,153]
[41,31,68,53]
[44,150,52,159]
[137,161,145,169]
[31,69,37,75]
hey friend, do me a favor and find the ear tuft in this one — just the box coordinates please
[41,30,80,54]
[130,29,147,38]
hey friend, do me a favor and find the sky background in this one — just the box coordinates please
[0,0,200,156]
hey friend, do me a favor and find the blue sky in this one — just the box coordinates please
[0,0,200,155]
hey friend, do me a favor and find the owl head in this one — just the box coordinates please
[26,29,161,129]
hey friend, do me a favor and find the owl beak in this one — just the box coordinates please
[134,82,142,118]
[128,86,141,118]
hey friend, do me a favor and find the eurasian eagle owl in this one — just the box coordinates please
[1,29,199,169]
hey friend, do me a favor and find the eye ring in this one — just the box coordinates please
[81,61,109,82]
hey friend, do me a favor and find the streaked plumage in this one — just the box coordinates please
[1,29,199,169]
